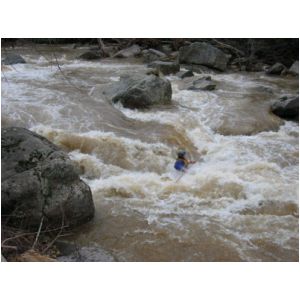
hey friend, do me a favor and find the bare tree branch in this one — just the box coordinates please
[32,216,44,249]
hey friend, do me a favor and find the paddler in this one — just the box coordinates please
[174,150,195,172]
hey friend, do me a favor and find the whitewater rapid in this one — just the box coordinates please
[1,45,298,261]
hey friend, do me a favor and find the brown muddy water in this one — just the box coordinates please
[1,45,299,261]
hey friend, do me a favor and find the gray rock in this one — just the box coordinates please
[142,50,160,63]
[2,54,26,65]
[266,62,286,75]
[169,51,179,60]
[113,44,141,58]
[148,48,167,58]
[231,57,249,66]
[160,44,173,55]
[181,64,218,74]
[176,70,194,79]
[179,76,216,91]
[289,61,299,75]
[142,49,167,63]
[190,76,216,91]
[78,51,101,60]
[103,46,119,57]
[1,127,95,229]
[147,61,180,75]
[271,96,299,119]
[55,241,116,262]
[179,42,229,71]
[246,62,268,72]
[110,74,172,109]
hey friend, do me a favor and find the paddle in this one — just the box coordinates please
[175,160,198,183]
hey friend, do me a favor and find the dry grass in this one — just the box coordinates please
[1,223,71,262]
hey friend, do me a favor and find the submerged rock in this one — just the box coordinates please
[181,64,218,74]
[109,74,172,109]
[271,96,299,119]
[176,70,194,79]
[179,75,216,91]
[179,42,229,71]
[147,61,180,75]
[2,54,26,65]
[1,127,95,229]
[190,76,216,91]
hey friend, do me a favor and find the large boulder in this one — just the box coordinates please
[1,127,95,229]
[2,54,26,65]
[271,96,299,119]
[266,62,287,75]
[289,61,299,75]
[148,61,180,75]
[109,74,172,109]
[179,42,229,71]
[113,44,141,58]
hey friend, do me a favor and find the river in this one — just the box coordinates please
[1,45,298,261]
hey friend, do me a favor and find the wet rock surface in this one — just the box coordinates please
[179,42,229,71]
[271,95,299,120]
[1,127,95,229]
[78,51,102,60]
[266,62,287,75]
[55,241,116,262]
[289,61,299,75]
[147,61,180,75]
[2,54,26,65]
[178,75,217,91]
[106,74,172,109]
[113,44,141,58]
[176,70,194,79]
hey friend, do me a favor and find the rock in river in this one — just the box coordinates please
[109,74,172,109]
[78,51,102,60]
[176,70,194,79]
[2,54,26,65]
[148,61,180,75]
[178,42,229,71]
[1,127,95,229]
[271,96,299,119]
[289,61,299,75]
[266,62,287,75]
[113,44,141,58]
[178,75,217,91]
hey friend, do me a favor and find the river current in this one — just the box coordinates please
[1,45,299,261]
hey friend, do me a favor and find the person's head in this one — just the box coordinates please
[177,150,186,159]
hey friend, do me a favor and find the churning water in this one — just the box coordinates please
[1,45,298,261]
